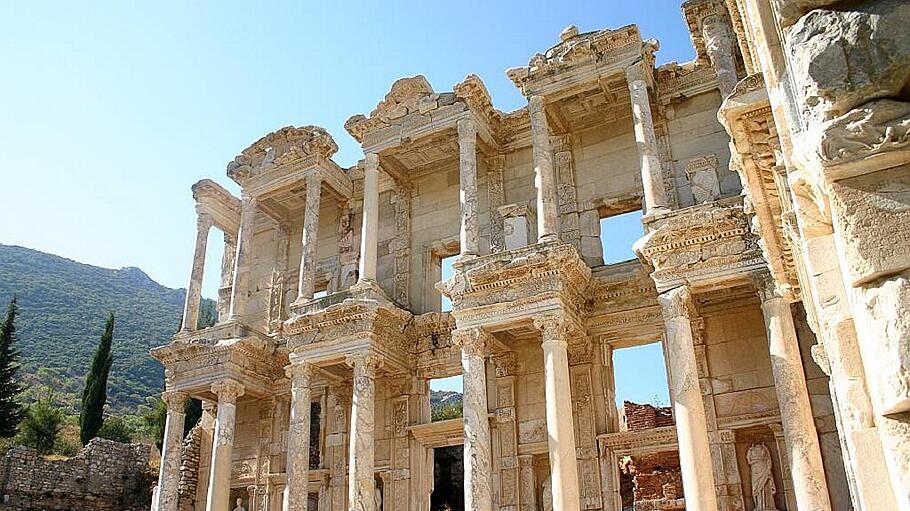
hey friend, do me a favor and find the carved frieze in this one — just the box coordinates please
[227,126,338,185]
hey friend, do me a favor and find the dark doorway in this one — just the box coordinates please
[430,445,464,511]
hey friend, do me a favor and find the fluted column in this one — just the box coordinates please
[457,118,479,258]
[625,63,669,215]
[358,154,380,283]
[284,363,316,511]
[346,353,380,511]
[182,213,213,331]
[658,286,718,511]
[228,194,258,321]
[296,173,322,303]
[756,274,832,511]
[455,328,493,511]
[533,315,580,511]
[528,95,559,242]
[702,14,739,97]
[153,391,187,511]
[217,232,236,322]
[205,380,245,511]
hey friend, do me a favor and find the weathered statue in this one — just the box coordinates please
[747,443,778,511]
[233,497,246,511]
[541,475,553,511]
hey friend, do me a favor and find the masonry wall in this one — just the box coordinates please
[0,438,154,511]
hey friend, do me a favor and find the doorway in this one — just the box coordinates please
[430,445,464,511]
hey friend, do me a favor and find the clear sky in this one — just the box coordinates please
[1,1,689,403]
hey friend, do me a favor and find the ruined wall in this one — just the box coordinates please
[0,438,154,511]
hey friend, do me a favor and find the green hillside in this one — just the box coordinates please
[0,244,209,412]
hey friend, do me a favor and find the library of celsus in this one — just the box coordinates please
[151,0,910,510]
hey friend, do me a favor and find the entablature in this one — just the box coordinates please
[597,425,678,457]
[191,179,241,235]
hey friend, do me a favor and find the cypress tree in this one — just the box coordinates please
[0,297,25,437]
[80,313,114,445]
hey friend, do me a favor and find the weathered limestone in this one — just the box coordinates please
[181,214,213,332]
[457,118,479,258]
[154,391,188,511]
[228,195,257,321]
[296,173,322,303]
[658,287,718,511]
[455,328,493,511]
[283,363,315,511]
[205,380,245,511]
[217,232,236,321]
[358,154,380,284]
[701,13,738,97]
[346,353,380,511]
[533,315,581,511]
[528,96,559,242]
[625,64,669,215]
[756,274,832,511]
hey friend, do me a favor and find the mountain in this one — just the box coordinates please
[0,244,206,413]
[429,389,462,409]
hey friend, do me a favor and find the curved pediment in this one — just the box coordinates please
[227,125,338,184]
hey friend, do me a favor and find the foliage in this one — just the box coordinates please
[16,398,64,454]
[143,397,167,451]
[0,245,214,412]
[197,300,217,330]
[431,402,463,421]
[80,314,114,446]
[0,297,25,437]
[184,398,202,436]
[97,415,135,443]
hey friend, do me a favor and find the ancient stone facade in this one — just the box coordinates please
[151,2,909,510]
[0,438,154,511]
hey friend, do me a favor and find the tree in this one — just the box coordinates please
[184,398,202,436]
[80,313,114,445]
[142,396,167,451]
[0,297,25,437]
[197,300,216,329]
[17,398,63,454]
[97,416,134,443]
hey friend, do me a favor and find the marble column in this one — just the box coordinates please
[756,274,832,511]
[457,118,479,258]
[456,328,493,511]
[357,154,380,283]
[284,363,316,511]
[701,14,739,97]
[217,232,237,322]
[296,173,322,303]
[625,63,669,215]
[182,213,213,332]
[658,286,718,511]
[153,390,187,511]
[346,353,380,511]
[528,95,559,243]
[205,380,245,511]
[533,315,581,511]
[228,194,258,321]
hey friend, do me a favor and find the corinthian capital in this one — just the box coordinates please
[211,379,245,404]
[196,212,214,231]
[752,271,782,303]
[658,286,695,320]
[624,61,648,85]
[285,362,316,387]
[457,118,477,141]
[452,327,490,357]
[533,314,568,345]
[346,352,382,379]
[161,390,188,413]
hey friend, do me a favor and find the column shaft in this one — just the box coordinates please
[702,14,739,97]
[457,328,493,511]
[182,214,213,331]
[228,194,258,321]
[758,278,832,511]
[153,391,187,511]
[358,154,380,283]
[457,118,479,257]
[346,353,379,511]
[217,233,236,322]
[284,364,315,511]
[297,173,322,301]
[658,287,718,511]
[528,96,559,242]
[205,380,245,511]
[625,64,669,215]
[534,316,581,511]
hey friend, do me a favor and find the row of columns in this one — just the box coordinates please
[659,279,832,511]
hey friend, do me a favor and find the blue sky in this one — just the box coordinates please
[1,1,688,403]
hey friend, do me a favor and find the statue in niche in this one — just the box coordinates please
[541,475,553,511]
[233,497,247,511]
[747,443,778,511]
